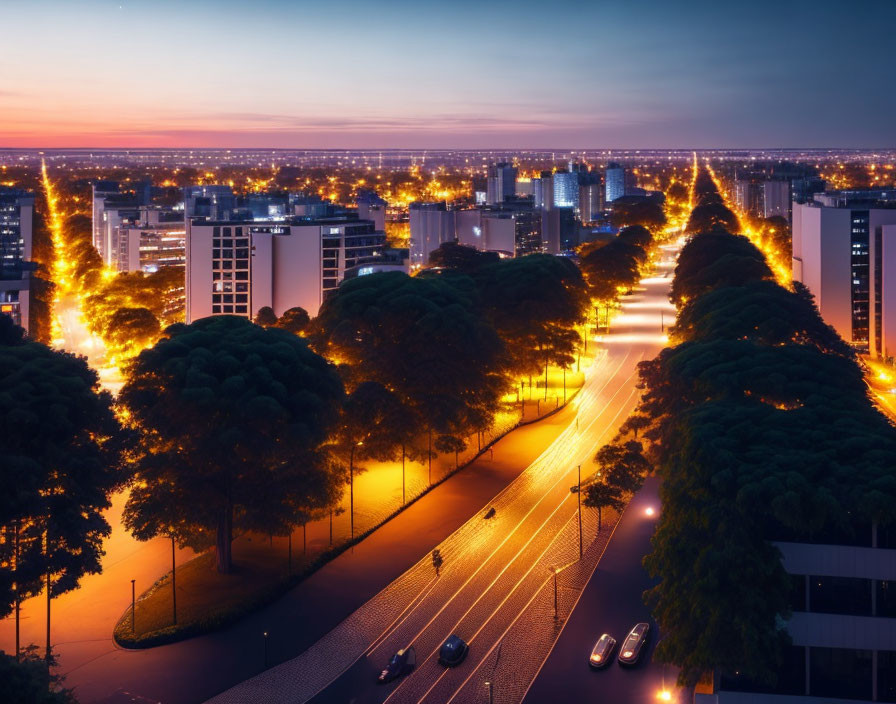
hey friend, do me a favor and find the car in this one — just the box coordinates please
[438,635,469,667]
[617,623,650,665]
[377,647,414,683]
[588,633,617,669]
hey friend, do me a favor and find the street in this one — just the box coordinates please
[522,475,682,704]
[209,244,680,704]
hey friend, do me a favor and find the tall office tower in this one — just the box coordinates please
[472,175,488,205]
[532,171,554,211]
[409,202,457,267]
[183,185,236,221]
[552,170,580,211]
[486,162,518,205]
[792,191,896,355]
[577,171,603,223]
[186,215,385,323]
[0,187,34,332]
[605,162,626,203]
[356,190,388,231]
[541,206,578,254]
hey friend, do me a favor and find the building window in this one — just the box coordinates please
[788,574,807,611]
[879,650,896,702]
[809,576,872,616]
[878,581,896,617]
[212,305,221,314]
[809,647,871,700]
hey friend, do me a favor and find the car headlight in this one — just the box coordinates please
[623,651,633,658]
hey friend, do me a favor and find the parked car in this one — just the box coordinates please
[377,647,414,683]
[438,635,469,667]
[588,633,617,669]
[618,623,650,665]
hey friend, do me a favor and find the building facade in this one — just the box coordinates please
[0,187,34,331]
[793,195,896,355]
[185,215,385,323]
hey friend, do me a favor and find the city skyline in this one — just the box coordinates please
[3,0,895,150]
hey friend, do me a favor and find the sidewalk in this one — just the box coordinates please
[62,390,583,704]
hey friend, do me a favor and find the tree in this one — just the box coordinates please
[582,481,624,531]
[0,646,77,703]
[0,339,123,660]
[616,224,653,250]
[595,441,650,495]
[686,202,739,235]
[120,316,345,573]
[253,306,278,327]
[474,255,589,386]
[104,307,161,354]
[672,280,853,358]
[610,197,667,233]
[670,230,773,306]
[428,242,500,273]
[578,238,644,301]
[311,272,508,468]
[276,306,310,335]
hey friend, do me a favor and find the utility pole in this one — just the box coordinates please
[171,537,177,626]
[552,567,559,619]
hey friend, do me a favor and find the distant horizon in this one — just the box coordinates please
[3,146,895,153]
[3,1,894,151]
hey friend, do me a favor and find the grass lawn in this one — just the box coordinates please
[114,531,316,648]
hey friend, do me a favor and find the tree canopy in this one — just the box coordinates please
[119,315,345,573]
[311,271,509,451]
[428,241,500,273]
[610,197,667,234]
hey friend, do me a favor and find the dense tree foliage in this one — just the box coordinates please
[428,241,500,273]
[253,306,278,327]
[670,230,773,306]
[473,255,589,383]
[311,272,508,457]
[120,316,344,573]
[609,197,667,234]
[0,646,76,703]
[638,166,896,688]
[0,333,123,654]
[578,238,645,301]
[275,306,311,335]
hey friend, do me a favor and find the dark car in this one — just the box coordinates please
[618,623,650,665]
[588,633,617,669]
[377,647,414,683]
[438,635,469,667]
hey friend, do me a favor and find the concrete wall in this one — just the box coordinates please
[272,225,322,317]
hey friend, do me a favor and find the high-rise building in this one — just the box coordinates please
[533,171,554,211]
[486,163,517,205]
[792,192,896,355]
[552,170,579,211]
[735,179,791,220]
[577,171,603,223]
[605,162,626,203]
[409,202,456,267]
[0,187,34,332]
[185,215,385,323]
[183,185,236,221]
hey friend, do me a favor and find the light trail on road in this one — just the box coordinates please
[207,242,682,704]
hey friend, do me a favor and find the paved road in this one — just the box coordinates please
[211,245,680,704]
[522,475,683,704]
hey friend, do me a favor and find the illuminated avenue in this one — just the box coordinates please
[3,2,896,704]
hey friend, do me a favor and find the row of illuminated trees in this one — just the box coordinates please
[633,168,896,688]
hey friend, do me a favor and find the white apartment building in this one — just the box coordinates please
[185,216,385,323]
[792,197,896,355]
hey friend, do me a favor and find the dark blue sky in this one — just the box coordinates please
[2,0,894,147]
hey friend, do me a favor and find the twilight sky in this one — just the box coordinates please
[2,0,894,149]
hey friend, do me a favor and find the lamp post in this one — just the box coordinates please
[130,579,136,636]
[485,680,494,704]
[263,631,269,669]
[171,537,177,626]
[577,465,583,559]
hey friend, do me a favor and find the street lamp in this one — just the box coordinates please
[263,631,269,670]
[551,566,559,619]
[130,579,136,636]
[485,680,493,704]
